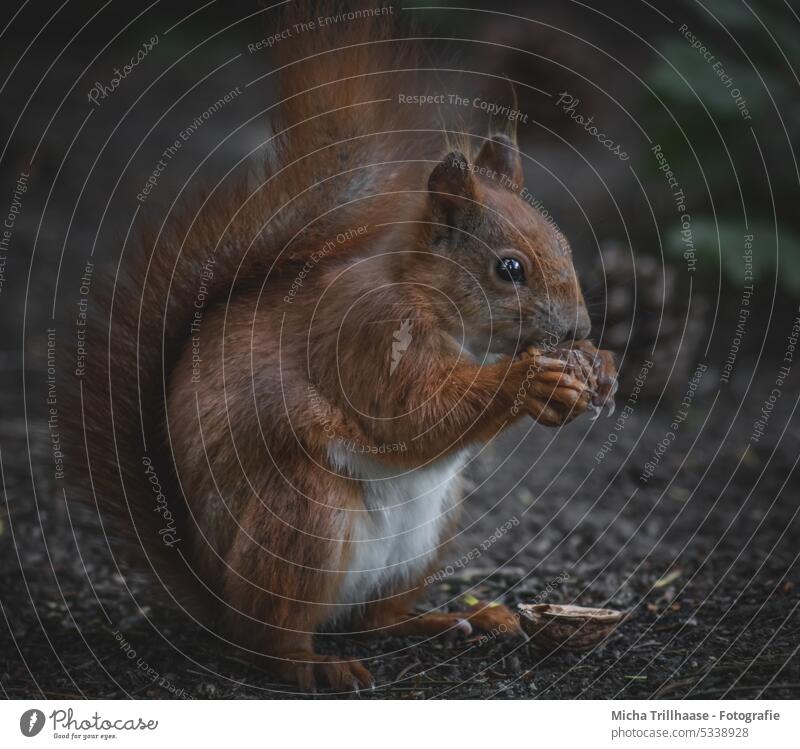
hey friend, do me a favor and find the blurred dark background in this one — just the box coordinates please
[1,0,798,699]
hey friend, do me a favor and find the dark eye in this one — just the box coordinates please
[495,257,526,285]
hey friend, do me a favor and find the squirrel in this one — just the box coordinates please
[63,2,617,691]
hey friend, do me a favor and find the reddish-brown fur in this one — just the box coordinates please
[63,2,615,691]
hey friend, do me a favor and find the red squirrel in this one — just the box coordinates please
[64,3,616,691]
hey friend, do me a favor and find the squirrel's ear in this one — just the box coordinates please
[427,151,476,226]
[475,133,523,190]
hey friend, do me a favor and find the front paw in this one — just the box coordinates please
[514,352,593,427]
[463,601,525,640]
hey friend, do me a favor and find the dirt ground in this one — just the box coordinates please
[2,343,798,699]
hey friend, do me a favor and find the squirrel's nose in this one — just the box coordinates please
[558,305,592,343]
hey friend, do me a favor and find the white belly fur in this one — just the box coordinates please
[327,445,468,623]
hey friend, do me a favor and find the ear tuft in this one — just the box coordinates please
[475,134,523,191]
[427,151,476,226]
[428,151,473,199]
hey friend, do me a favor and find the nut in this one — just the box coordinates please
[517,603,629,651]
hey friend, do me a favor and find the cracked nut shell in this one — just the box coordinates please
[517,603,629,651]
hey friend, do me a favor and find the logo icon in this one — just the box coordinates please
[390,318,413,375]
[20,709,45,737]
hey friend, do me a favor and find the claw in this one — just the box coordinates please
[535,356,567,369]
[456,617,473,635]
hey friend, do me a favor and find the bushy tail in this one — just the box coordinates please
[62,1,443,605]
[264,2,443,251]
